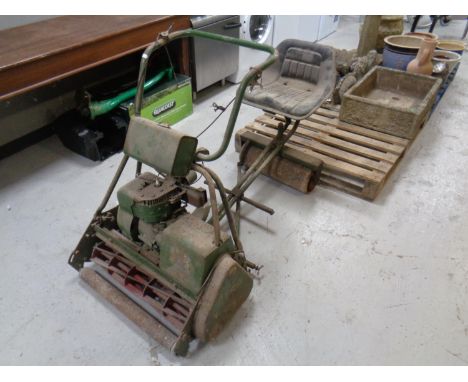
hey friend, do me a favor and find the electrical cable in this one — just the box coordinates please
[196,96,236,138]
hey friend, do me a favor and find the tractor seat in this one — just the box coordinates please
[243,39,336,120]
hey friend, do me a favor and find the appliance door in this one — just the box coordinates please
[192,15,241,92]
[246,15,273,43]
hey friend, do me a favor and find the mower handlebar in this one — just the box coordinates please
[133,28,278,162]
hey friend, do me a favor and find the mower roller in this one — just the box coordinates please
[69,28,336,356]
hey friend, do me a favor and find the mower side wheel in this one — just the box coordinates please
[193,254,253,342]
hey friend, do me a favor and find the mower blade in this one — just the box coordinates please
[80,267,189,356]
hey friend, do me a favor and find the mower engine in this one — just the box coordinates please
[116,173,188,246]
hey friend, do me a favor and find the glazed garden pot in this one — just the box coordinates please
[405,31,439,41]
[383,35,423,71]
[432,50,462,73]
[436,40,465,56]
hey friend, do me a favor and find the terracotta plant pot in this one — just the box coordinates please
[407,38,437,75]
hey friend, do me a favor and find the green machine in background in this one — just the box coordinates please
[121,73,193,126]
[55,68,192,161]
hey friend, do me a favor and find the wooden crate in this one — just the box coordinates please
[236,106,411,201]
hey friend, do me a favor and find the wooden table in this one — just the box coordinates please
[0,15,191,101]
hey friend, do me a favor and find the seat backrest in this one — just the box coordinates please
[124,116,198,177]
[280,47,322,84]
[242,39,336,120]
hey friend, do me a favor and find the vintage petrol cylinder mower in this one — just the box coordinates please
[68,29,335,356]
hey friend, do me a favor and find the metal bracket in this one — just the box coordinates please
[248,66,263,92]
[212,102,226,112]
[157,23,174,41]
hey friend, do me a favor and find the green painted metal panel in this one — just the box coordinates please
[123,117,197,177]
[158,214,235,296]
[124,74,193,126]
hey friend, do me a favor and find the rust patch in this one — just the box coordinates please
[244,145,320,193]
[91,243,194,332]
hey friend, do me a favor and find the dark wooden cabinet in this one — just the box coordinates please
[0,15,191,101]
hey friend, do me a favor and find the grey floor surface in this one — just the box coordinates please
[1,16,468,365]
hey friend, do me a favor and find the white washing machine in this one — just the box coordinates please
[272,16,321,46]
[227,15,275,84]
[317,15,340,40]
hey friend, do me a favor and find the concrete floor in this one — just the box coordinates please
[1,17,468,365]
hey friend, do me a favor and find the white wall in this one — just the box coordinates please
[0,15,57,31]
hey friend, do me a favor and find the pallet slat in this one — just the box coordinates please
[236,105,413,200]
[247,122,392,175]
[255,115,399,164]
[273,113,407,155]
[240,127,385,182]
[313,110,410,146]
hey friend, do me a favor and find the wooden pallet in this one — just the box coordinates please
[236,106,411,200]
